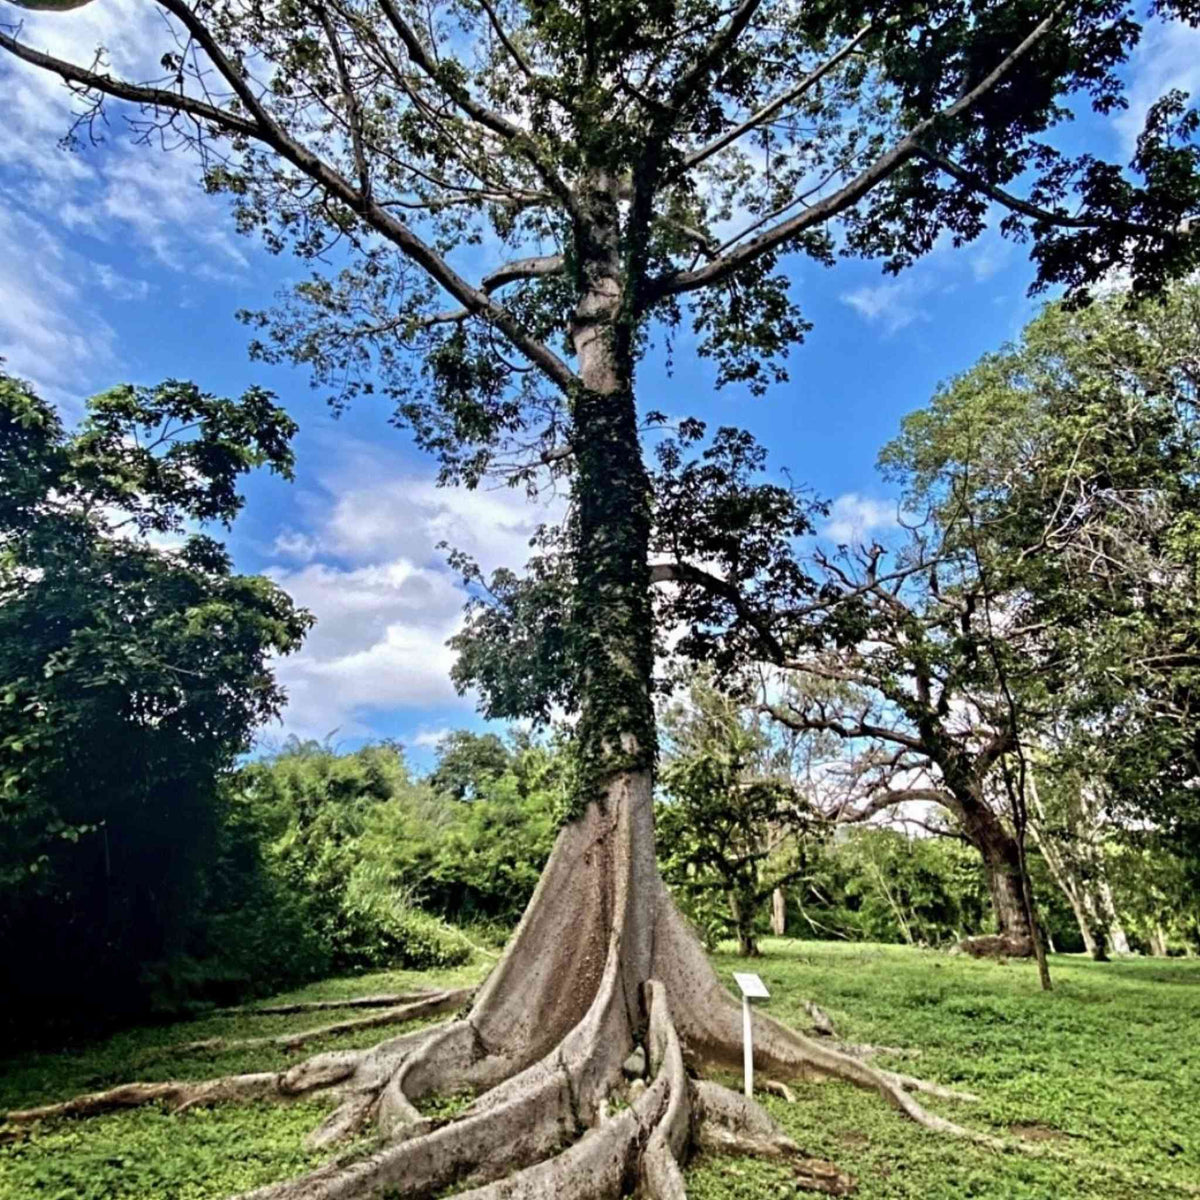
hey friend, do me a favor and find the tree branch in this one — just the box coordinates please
[477,0,533,79]
[759,702,928,754]
[912,143,1192,236]
[675,23,873,177]
[423,253,565,323]
[0,18,579,393]
[665,0,763,118]
[649,560,788,664]
[0,28,259,140]
[649,1,1069,300]
[373,0,578,215]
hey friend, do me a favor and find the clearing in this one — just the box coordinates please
[2,942,1197,1199]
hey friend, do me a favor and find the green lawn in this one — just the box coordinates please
[2,942,1197,1199]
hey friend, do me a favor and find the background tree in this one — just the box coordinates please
[6,0,1200,1192]
[0,368,310,1035]
[657,676,817,956]
[880,283,1200,943]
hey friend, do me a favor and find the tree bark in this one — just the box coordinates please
[771,887,787,937]
[951,788,1034,955]
[1150,923,1169,957]
[728,890,759,957]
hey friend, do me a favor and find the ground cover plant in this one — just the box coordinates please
[3,942,1197,1200]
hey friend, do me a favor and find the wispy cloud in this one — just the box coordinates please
[822,493,898,543]
[1114,19,1200,157]
[840,278,930,334]
[0,208,119,408]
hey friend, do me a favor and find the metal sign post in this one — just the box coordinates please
[733,972,770,1097]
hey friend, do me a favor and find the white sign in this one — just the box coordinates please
[733,973,770,1098]
[733,972,770,1000]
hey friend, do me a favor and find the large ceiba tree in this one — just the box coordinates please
[3,0,1199,1195]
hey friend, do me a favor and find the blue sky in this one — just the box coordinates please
[3,0,1198,767]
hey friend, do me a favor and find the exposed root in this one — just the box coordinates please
[227,771,661,1200]
[763,1078,797,1102]
[693,1081,855,1195]
[7,780,1018,1200]
[218,991,443,1017]
[878,1071,979,1103]
[4,1073,306,1125]
[141,988,473,1062]
[649,888,1002,1149]
[836,1042,922,1061]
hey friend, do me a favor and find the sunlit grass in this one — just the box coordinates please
[3,942,1197,1199]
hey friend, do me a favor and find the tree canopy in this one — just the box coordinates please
[0,368,310,1029]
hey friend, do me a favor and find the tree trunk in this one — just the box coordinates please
[1096,880,1131,955]
[771,887,787,937]
[1068,890,1099,957]
[1150,923,1169,957]
[728,890,759,957]
[953,789,1035,957]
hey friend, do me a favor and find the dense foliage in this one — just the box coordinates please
[0,370,309,1036]
[227,731,563,974]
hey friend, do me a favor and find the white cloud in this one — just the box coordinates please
[0,0,254,282]
[410,726,455,750]
[840,278,929,334]
[0,207,119,407]
[268,558,466,739]
[1114,19,1200,157]
[969,231,1011,283]
[266,439,564,740]
[93,262,153,301]
[822,493,898,543]
[271,529,319,563]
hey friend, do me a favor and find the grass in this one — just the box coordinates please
[2,942,1197,1198]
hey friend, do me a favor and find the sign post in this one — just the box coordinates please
[732,972,770,1098]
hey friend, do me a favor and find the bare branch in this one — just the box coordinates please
[0,28,259,140]
[478,0,534,79]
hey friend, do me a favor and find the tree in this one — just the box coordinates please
[753,539,1047,960]
[1026,758,1131,960]
[657,677,816,956]
[880,284,1200,950]
[0,368,310,1032]
[6,0,1200,1192]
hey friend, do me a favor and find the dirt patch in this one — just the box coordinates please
[1008,1122,1069,1142]
[837,1130,870,1147]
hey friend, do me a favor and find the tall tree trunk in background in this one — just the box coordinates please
[1150,924,1169,957]
[1028,772,1129,959]
[1098,881,1131,955]
[771,887,787,937]
[728,889,760,957]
